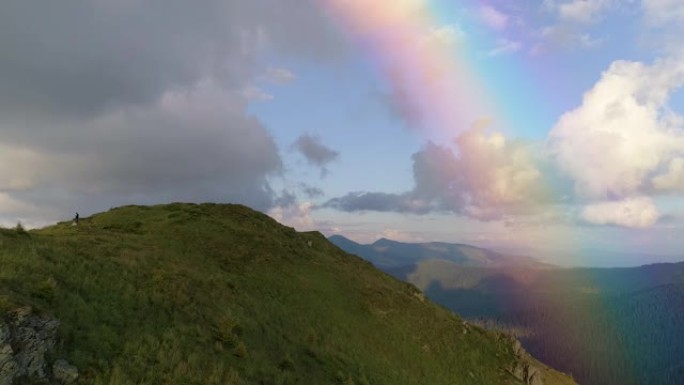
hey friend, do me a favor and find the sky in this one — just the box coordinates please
[1,0,684,266]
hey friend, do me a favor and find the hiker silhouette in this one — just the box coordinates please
[74,212,79,225]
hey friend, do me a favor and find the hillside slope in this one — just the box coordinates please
[0,203,575,385]
[382,258,684,385]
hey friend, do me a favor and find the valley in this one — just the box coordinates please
[332,236,684,385]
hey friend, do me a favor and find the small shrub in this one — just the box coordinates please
[278,355,295,371]
[212,315,241,347]
[233,341,247,358]
[33,277,58,302]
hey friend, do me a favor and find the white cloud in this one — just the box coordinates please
[263,67,296,84]
[642,0,684,24]
[549,59,684,200]
[268,201,316,230]
[242,85,274,101]
[425,24,467,47]
[558,0,611,23]
[479,5,509,30]
[453,128,545,214]
[488,39,522,56]
[539,25,603,51]
[581,197,660,228]
[326,126,549,220]
[536,0,621,52]
[652,158,684,191]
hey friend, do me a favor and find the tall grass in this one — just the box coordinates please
[0,203,572,385]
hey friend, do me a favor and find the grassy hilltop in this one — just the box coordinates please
[0,203,575,384]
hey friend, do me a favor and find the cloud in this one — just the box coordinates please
[488,39,522,56]
[0,0,342,224]
[268,201,316,231]
[242,86,274,101]
[425,25,467,47]
[324,192,429,214]
[548,57,684,227]
[293,135,339,177]
[652,158,684,191]
[642,0,684,24]
[581,197,660,228]
[1,83,282,212]
[325,127,549,220]
[543,0,617,23]
[537,25,602,51]
[479,5,509,30]
[558,0,612,23]
[549,58,684,200]
[535,0,625,52]
[0,193,56,229]
[299,184,325,198]
[640,0,684,55]
[0,144,55,191]
[263,67,296,84]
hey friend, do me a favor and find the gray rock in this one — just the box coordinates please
[0,355,18,385]
[512,362,525,380]
[525,364,542,385]
[7,307,32,325]
[512,339,523,357]
[529,370,544,385]
[0,322,19,385]
[509,359,545,385]
[11,312,59,379]
[52,360,78,384]
[0,306,76,385]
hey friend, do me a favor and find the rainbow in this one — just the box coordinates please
[315,0,637,383]
[316,0,552,140]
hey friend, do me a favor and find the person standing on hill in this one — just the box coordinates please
[74,212,79,225]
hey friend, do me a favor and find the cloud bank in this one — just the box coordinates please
[0,0,341,224]
[326,126,549,220]
[327,55,684,229]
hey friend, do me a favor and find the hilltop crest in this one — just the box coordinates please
[0,203,576,385]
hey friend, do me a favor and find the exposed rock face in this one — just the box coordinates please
[53,360,79,384]
[0,307,78,385]
[506,335,545,385]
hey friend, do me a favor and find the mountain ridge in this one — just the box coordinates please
[329,234,552,269]
[0,203,575,385]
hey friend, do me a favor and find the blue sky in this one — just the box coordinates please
[1,0,683,266]
[253,0,684,265]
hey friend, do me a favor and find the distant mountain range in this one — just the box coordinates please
[330,235,684,385]
[328,235,550,269]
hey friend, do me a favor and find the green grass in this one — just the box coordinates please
[0,203,574,384]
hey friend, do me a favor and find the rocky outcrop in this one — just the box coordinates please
[0,307,78,385]
[52,360,79,384]
[504,336,544,385]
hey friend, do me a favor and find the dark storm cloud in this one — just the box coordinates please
[0,0,343,120]
[0,0,344,224]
